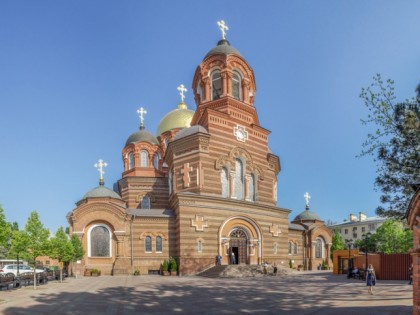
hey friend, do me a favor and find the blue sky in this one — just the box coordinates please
[1,1,419,233]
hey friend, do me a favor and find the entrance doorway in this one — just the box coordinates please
[229,228,248,264]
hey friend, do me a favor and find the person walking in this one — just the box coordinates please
[366,264,376,295]
[409,263,413,285]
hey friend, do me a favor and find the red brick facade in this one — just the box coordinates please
[67,33,332,276]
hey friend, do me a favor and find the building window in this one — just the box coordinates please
[234,159,244,199]
[141,196,150,209]
[221,167,229,197]
[156,236,162,252]
[353,233,357,239]
[211,71,222,100]
[344,229,348,234]
[197,81,203,103]
[293,243,298,255]
[315,238,323,258]
[128,152,135,169]
[153,153,160,169]
[368,224,375,231]
[353,227,357,231]
[168,170,173,194]
[89,225,111,257]
[145,236,152,253]
[361,227,366,233]
[288,242,292,255]
[248,174,255,201]
[140,150,148,167]
[232,71,241,100]
[198,240,203,253]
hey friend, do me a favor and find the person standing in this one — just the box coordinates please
[366,264,376,295]
[409,263,413,285]
[231,252,236,265]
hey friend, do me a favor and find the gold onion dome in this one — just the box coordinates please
[156,102,194,136]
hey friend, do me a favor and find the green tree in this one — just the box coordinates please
[359,74,420,218]
[49,227,74,282]
[330,229,345,259]
[370,219,412,254]
[0,205,12,258]
[23,211,50,289]
[70,234,84,261]
[9,230,30,270]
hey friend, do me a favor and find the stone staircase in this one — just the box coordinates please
[197,265,229,278]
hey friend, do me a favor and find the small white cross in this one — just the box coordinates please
[217,20,229,40]
[304,192,311,207]
[94,159,108,180]
[137,107,147,125]
[177,84,187,103]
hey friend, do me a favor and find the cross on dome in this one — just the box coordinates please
[137,107,147,128]
[304,192,311,208]
[177,84,187,103]
[94,159,108,185]
[217,20,229,40]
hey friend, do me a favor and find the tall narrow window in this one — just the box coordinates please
[212,71,222,100]
[315,238,323,258]
[232,71,241,100]
[221,167,229,197]
[168,170,173,194]
[293,243,298,255]
[198,240,203,253]
[128,152,135,170]
[141,196,150,209]
[197,82,203,103]
[140,150,148,167]
[153,153,160,169]
[234,159,244,199]
[248,174,255,201]
[156,236,163,252]
[145,236,152,252]
[288,242,292,255]
[90,225,111,257]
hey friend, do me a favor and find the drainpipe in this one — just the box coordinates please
[131,214,135,274]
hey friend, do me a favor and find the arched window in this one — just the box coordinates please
[145,236,152,252]
[140,150,148,167]
[198,240,202,253]
[288,242,292,255]
[232,71,242,100]
[234,159,244,199]
[315,238,323,258]
[221,167,229,197]
[156,236,163,252]
[168,169,173,194]
[248,174,255,201]
[89,225,111,257]
[211,71,222,100]
[294,243,298,255]
[197,81,203,103]
[153,153,160,169]
[141,196,150,209]
[128,152,135,170]
[273,180,278,202]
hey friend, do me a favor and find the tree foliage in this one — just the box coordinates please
[70,235,84,262]
[360,74,420,218]
[371,219,412,254]
[330,229,345,259]
[49,227,74,263]
[0,205,11,255]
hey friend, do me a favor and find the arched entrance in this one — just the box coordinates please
[229,228,248,264]
[219,216,261,265]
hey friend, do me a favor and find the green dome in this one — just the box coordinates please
[126,129,159,146]
[293,207,321,221]
[82,185,122,200]
[204,39,242,59]
[156,103,194,136]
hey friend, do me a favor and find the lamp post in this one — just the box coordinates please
[362,232,372,273]
[345,239,353,278]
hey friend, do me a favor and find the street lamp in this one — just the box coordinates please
[362,232,372,274]
[345,239,353,278]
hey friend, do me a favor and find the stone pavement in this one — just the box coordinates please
[0,271,413,314]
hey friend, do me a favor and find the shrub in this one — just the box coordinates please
[91,268,101,275]
[133,269,140,276]
[288,260,293,268]
[169,257,177,272]
[162,259,169,272]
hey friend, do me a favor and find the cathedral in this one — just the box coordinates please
[67,22,332,276]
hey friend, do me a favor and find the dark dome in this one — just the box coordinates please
[82,185,122,200]
[204,39,242,59]
[126,129,158,146]
[293,207,321,221]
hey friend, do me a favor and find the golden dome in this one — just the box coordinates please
[156,102,195,136]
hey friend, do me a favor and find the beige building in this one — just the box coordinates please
[328,212,386,242]
[67,25,332,275]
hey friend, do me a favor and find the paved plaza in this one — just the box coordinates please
[0,271,413,314]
